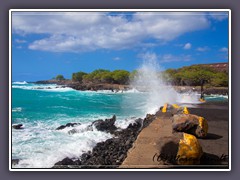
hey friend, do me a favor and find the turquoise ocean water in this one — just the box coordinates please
[11,82,228,168]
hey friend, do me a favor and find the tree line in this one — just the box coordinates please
[162,65,228,87]
[54,65,228,87]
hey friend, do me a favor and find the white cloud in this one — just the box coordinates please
[183,43,191,50]
[15,39,27,43]
[16,46,23,49]
[160,54,191,63]
[12,12,210,53]
[113,57,121,61]
[138,52,191,63]
[208,12,228,21]
[219,47,228,52]
[196,46,210,52]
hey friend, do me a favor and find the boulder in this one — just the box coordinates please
[176,133,203,165]
[160,103,190,115]
[91,115,117,133]
[53,157,81,168]
[12,159,20,165]
[12,124,23,129]
[172,114,208,138]
[56,123,81,130]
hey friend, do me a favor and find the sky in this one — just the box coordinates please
[11,11,229,81]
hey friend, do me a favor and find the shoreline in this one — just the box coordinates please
[34,80,228,95]
[51,101,229,169]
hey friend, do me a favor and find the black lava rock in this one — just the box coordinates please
[12,124,23,129]
[12,159,20,165]
[91,115,117,133]
[56,123,81,130]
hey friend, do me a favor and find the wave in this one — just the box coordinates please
[12,81,28,85]
[80,88,141,94]
[12,84,75,92]
[12,120,113,168]
[12,107,22,112]
[205,94,228,99]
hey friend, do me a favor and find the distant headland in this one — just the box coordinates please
[35,62,229,95]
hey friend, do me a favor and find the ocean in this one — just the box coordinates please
[11,82,228,168]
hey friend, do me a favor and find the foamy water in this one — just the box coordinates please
[12,83,149,168]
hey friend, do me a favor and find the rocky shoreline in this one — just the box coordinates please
[35,80,228,95]
[52,114,156,168]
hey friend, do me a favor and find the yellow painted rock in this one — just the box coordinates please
[199,98,206,103]
[176,133,203,165]
[161,103,168,113]
[196,117,208,138]
[183,107,189,114]
[160,103,189,115]
[172,114,208,138]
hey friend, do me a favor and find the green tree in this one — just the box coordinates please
[162,64,228,87]
[82,69,111,83]
[210,72,228,87]
[55,74,65,81]
[100,72,114,83]
[112,70,130,84]
[72,71,87,82]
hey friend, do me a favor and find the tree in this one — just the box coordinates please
[82,69,111,83]
[55,74,65,81]
[162,64,228,87]
[112,70,130,84]
[210,72,228,87]
[100,72,114,83]
[72,71,87,82]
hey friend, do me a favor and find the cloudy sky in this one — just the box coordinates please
[11,11,229,81]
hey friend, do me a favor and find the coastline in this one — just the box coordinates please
[34,80,229,95]
[51,101,229,169]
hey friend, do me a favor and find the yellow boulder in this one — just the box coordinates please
[176,133,203,165]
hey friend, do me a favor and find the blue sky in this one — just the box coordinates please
[11,11,229,81]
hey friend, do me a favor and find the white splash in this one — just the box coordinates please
[131,53,178,113]
[131,52,200,114]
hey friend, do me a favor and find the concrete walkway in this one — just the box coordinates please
[120,116,179,168]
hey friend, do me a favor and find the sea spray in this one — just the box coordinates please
[131,53,179,114]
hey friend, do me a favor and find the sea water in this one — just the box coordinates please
[11,82,150,168]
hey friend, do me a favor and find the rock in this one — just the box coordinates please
[176,133,203,165]
[91,115,117,133]
[54,157,75,166]
[52,116,144,168]
[172,114,208,138]
[81,153,92,163]
[195,117,208,138]
[12,159,20,165]
[12,124,23,129]
[159,103,189,115]
[56,123,81,130]
[53,157,82,168]
[68,129,78,135]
